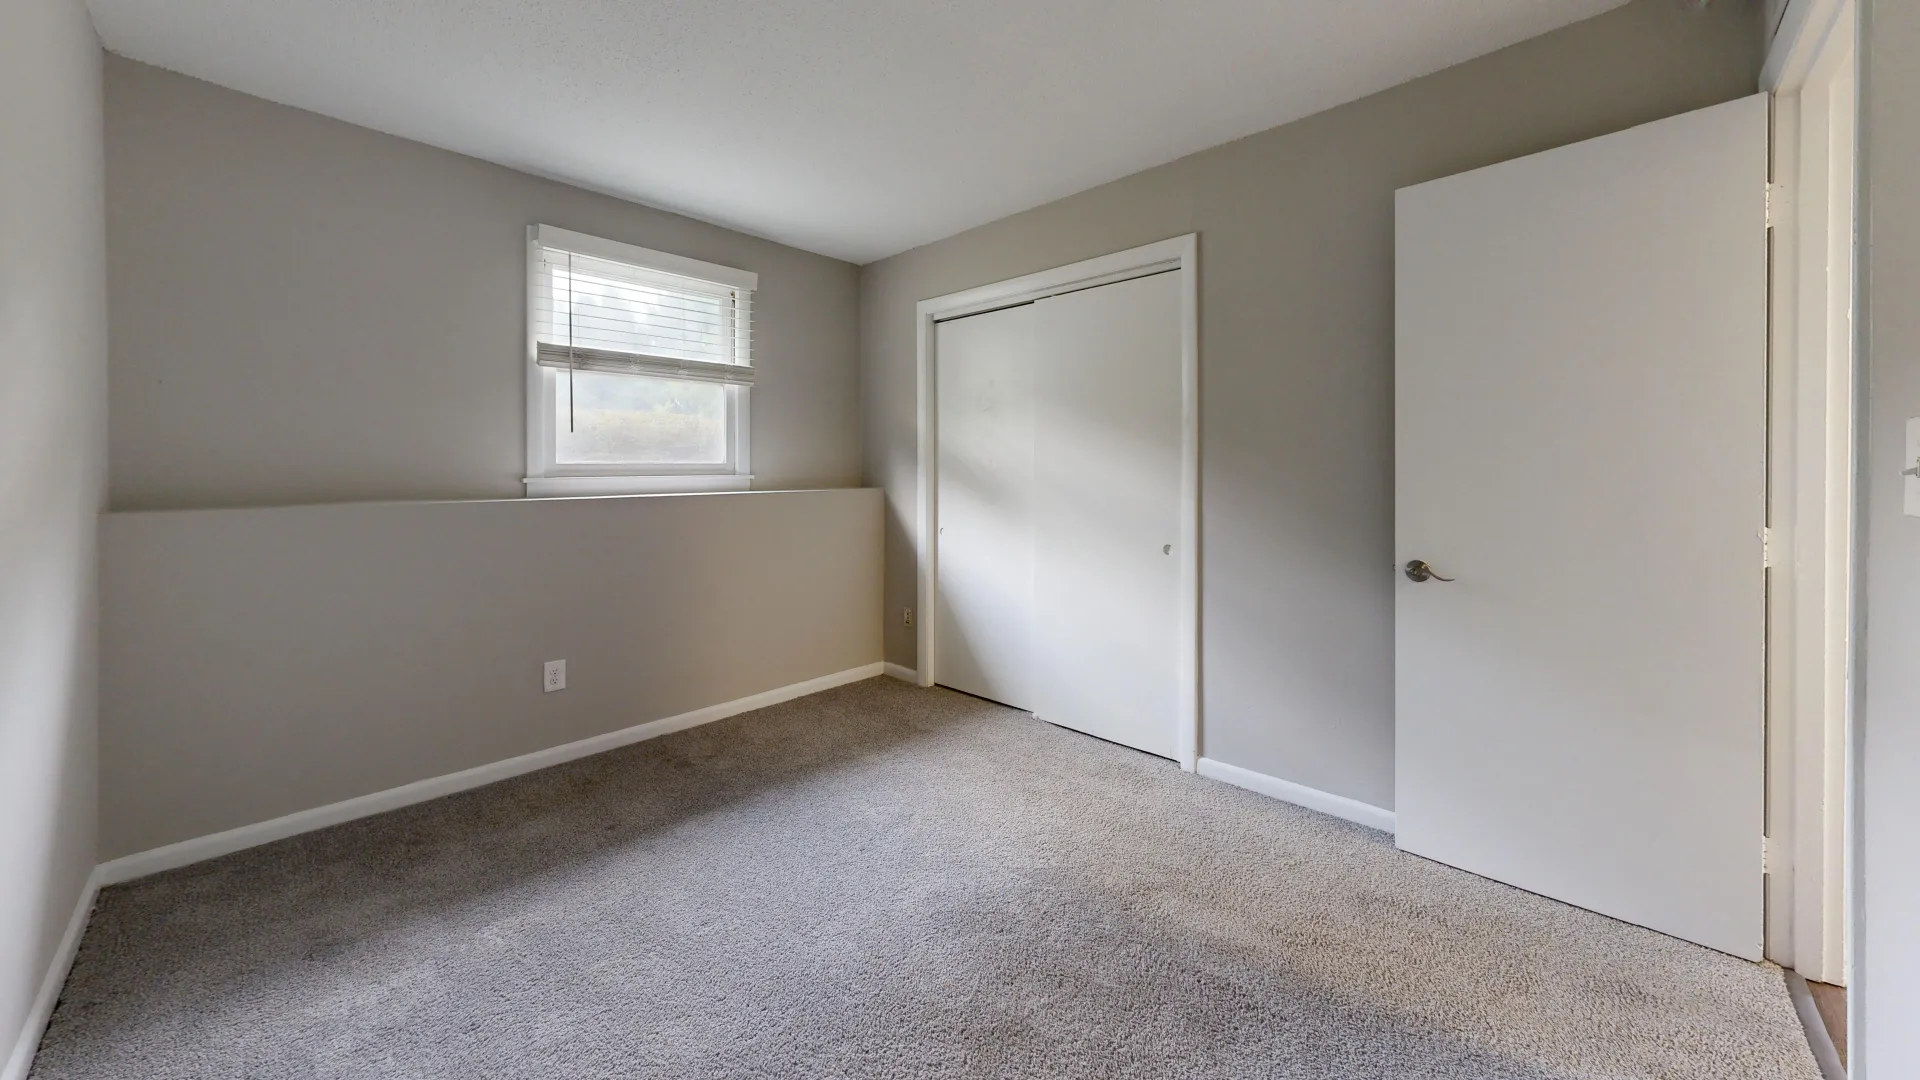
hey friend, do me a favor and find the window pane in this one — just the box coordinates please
[555,370,727,465]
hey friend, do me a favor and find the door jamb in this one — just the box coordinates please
[914,235,1202,770]
[1762,0,1857,986]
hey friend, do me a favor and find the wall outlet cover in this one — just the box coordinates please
[544,659,566,692]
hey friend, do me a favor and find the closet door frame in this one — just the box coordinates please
[915,234,1201,770]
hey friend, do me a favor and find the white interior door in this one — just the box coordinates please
[934,303,1037,710]
[1394,94,1769,959]
[1032,272,1183,760]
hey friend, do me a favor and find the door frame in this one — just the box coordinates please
[914,235,1202,770]
[1763,0,1857,985]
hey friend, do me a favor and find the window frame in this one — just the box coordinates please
[523,224,756,496]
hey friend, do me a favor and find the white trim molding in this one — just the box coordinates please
[524,474,753,497]
[1761,0,1857,988]
[1196,758,1396,835]
[1764,0,1853,91]
[96,662,884,886]
[6,663,884,1079]
[531,225,758,292]
[913,235,1203,770]
[2,868,103,1080]
[882,663,918,683]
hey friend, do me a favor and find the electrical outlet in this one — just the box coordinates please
[903,607,914,627]
[543,659,567,693]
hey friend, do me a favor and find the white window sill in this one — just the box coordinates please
[524,474,753,497]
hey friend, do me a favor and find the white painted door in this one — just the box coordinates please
[1032,272,1183,759]
[934,303,1037,710]
[1394,95,1769,959]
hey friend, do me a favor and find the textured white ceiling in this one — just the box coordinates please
[88,0,1629,263]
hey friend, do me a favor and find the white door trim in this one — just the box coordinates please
[1764,0,1852,90]
[1763,0,1857,985]
[915,235,1202,770]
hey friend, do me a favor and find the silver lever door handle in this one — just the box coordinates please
[1404,560,1454,583]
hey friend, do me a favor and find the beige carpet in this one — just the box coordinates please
[33,677,1819,1078]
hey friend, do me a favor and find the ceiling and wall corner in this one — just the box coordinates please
[85,0,1630,264]
[104,56,862,510]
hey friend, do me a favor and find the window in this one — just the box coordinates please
[525,225,755,495]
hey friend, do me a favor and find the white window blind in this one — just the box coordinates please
[532,241,753,386]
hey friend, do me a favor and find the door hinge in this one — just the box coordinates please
[1766,182,1786,229]
[1762,527,1774,569]
[1762,835,1774,874]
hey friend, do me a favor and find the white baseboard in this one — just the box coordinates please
[883,663,918,683]
[3,867,102,1080]
[1196,757,1396,834]
[8,662,884,1079]
[97,661,886,886]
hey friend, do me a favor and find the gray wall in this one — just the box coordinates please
[0,0,105,1065]
[101,489,882,859]
[105,56,863,510]
[860,0,1762,810]
[1857,0,1917,1073]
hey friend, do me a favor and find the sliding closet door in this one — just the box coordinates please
[933,303,1037,710]
[1032,272,1183,759]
